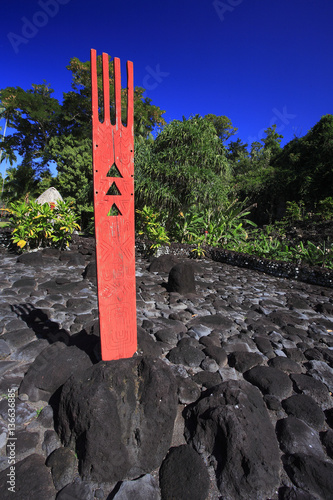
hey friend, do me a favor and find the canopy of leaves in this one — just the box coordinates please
[0,55,166,211]
[227,130,282,224]
[135,115,233,217]
[49,135,93,221]
[65,56,166,140]
[261,124,283,156]
[0,83,62,171]
[273,114,333,207]
[204,114,238,143]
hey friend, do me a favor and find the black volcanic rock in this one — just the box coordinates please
[159,445,210,500]
[283,453,333,499]
[185,380,281,499]
[168,262,196,294]
[244,365,293,399]
[57,356,178,483]
[228,351,264,372]
[0,454,57,499]
[149,254,180,273]
[282,394,325,430]
[19,342,92,402]
[276,417,325,458]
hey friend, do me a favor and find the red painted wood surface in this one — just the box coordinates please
[90,49,137,360]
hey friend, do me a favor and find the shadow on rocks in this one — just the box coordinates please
[11,303,100,364]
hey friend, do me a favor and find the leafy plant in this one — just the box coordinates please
[239,231,293,261]
[3,200,80,251]
[316,197,333,221]
[172,208,205,244]
[36,407,44,417]
[284,200,306,221]
[190,242,207,259]
[135,115,232,216]
[203,199,257,248]
[292,240,333,268]
[136,205,170,251]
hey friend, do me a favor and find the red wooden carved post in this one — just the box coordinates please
[90,49,137,361]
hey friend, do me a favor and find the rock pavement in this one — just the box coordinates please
[0,239,332,499]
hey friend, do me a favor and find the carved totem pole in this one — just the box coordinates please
[90,49,137,360]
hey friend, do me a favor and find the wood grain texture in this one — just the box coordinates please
[91,49,136,360]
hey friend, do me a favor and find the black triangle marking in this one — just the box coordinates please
[107,204,122,216]
[107,163,122,178]
[106,182,121,196]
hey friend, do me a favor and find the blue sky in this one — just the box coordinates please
[1,0,332,178]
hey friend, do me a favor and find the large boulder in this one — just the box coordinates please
[168,262,196,294]
[57,356,178,483]
[244,365,293,399]
[0,454,57,499]
[159,445,210,500]
[19,342,93,402]
[276,417,325,458]
[149,254,180,273]
[46,447,78,491]
[185,379,281,500]
[281,394,325,431]
[290,373,332,410]
[283,453,333,499]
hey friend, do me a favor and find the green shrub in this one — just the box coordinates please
[136,205,170,251]
[203,199,257,248]
[316,197,333,221]
[292,240,333,268]
[171,208,205,244]
[284,200,306,221]
[3,200,80,251]
[237,231,293,261]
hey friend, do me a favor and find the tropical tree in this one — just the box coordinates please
[0,83,62,172]
[227,138,250,176]
[64,56,166,141]
[2,164,39,202]
[0,55,167,217]
[272,114,333,207]
[0,107,10,166]
[49,135,93,226]
[0,112,18,174]
[204,114,238,143]
[135,115,233,219]
[230,133,280,224]
[261,124,283,157]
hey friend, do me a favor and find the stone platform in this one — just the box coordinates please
[0,240,332,499]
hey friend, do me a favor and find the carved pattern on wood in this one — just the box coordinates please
[91,49,137,360]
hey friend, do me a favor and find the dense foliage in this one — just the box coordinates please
[0,55,166,221]
[135,115,233,217]
[2,200,80,250]
[0,56,332,267]
[272,115,333,207]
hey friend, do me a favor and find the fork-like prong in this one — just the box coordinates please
[127,60,134,132]
[90,49,98,126]
[102,52,110,124]
[113,57,121,129]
